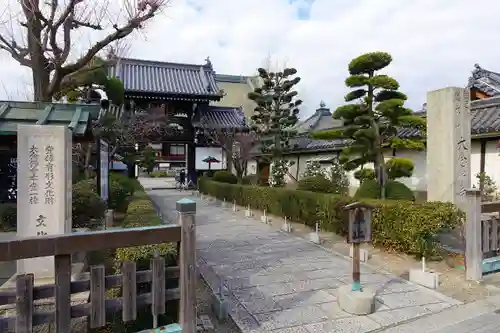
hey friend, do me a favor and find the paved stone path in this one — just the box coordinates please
[149,189,471,332]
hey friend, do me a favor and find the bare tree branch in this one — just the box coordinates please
[0,0,168,101]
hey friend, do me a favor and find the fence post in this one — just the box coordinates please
[176,198,197,333]
[465,189,482,281]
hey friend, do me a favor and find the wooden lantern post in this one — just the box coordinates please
[344,202,374,292]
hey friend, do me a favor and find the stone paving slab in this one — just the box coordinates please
[148,189,462,332]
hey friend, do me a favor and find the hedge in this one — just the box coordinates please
[198,178,463,257]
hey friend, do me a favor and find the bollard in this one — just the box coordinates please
[105,209,114,229]
[176,198,197,332]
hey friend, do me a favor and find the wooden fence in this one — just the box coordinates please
[0,199,197,333]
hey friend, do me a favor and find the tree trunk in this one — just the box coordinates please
[367,73,386,199]
[22,0,52,102]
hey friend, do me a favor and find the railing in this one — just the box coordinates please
[0,199,197,333]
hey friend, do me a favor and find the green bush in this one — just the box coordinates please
[212,170,238,184]
[108,179,129,212]
[298,175,335,193]
[72,180,107,228]
[354,168,376,183]
[385,180,415,201]
[241,174,258,185]
[110,173,140,196]
[198,178,462,256]
[355,179,415,201]
[150,171,168,178]
[0,203,16,231]
[355,179,381,199]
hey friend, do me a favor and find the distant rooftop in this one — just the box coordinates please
[468,64,500,97]
[215,74,249,84]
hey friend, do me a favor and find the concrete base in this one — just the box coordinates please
[281,223,292,233]
[245,210,253,217]
[349,246,370,262]
[337,284,376,315]
[212,295,228,321]
[261,215,269,223]
[308,232,320,244]
[409,268,439,289]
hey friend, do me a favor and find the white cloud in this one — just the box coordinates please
[1,0,500,117]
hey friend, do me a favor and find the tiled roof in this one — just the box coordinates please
[468,64,500,97]
[193,106,248,130]
[0,101,96,137]
[108,58,222,99]
[251,96,500,156]
[394,96,500,138]
[295,101,343,134]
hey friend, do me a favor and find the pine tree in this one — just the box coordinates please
[248,67,302,158]
[312,52,425,198]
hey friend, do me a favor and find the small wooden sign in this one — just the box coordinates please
[344,202,373,244]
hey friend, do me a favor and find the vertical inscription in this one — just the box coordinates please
[28,145,39,204]
[455,90,470,203]
[36,214,47,236]
[44,145,55,204]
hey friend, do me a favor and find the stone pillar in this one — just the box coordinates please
[176,198,196,332]
[465,189,482,281]
[426,87,471,211]
[17,125,72,278]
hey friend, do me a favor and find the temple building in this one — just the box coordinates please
[107,57,246,181]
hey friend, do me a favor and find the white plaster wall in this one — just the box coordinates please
[252,140,500,193]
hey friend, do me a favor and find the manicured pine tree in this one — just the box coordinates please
[313,52,425,198]
[248,67,302,158]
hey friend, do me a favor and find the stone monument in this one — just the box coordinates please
[426,87,471,211]
[16,124,72,277]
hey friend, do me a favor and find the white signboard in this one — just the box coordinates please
[17,125,72,277]
[195,147,226,170]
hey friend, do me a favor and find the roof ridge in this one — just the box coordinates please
[114,57,213,71]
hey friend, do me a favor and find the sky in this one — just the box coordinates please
[1,0,500,118]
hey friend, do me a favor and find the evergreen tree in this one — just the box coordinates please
[139,147,157,174]
[312,52,425,198]
[248,67,302,158]
[303,161,325,178]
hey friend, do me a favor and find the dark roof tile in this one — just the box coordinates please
[108,58,222,98]
[193,106,247,130]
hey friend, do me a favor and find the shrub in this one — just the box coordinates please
[72,180,106,228]
[150,171,168,178]
[302,161,324,178]
[298,175,335,193]
[355,179,381,199]
[354,168,376,183]
[198,178,462,256]
[326,160,350,195]
[108,179,129,212]
[355,179,415,201]
[386,157,414,180]
[110,173,140,196]
[0,203,16,231]
[212,170,238,184]
[385,180,415,201]
[241,174,258,185]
